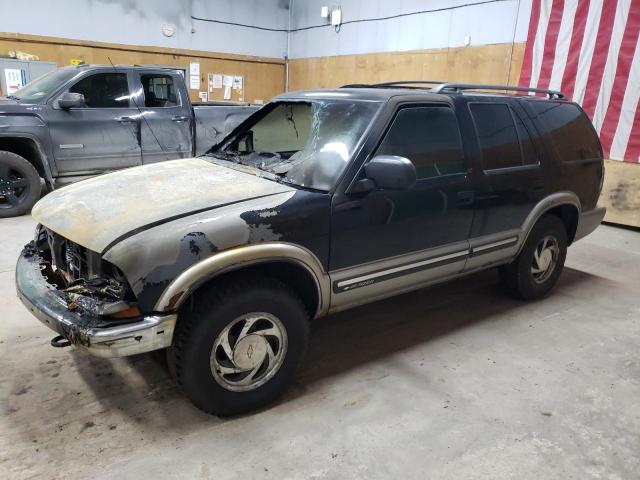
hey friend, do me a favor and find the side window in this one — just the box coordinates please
[141,74,179,108]
[528,101,602,161]
[513,109,539,165]
[376,106,465,179]
[470,103,523,170]
[69,73,130,108]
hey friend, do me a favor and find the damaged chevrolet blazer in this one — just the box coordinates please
[16,82,606,415]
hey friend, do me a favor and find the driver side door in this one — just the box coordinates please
[47,71,141,175]
[329,103,475,309]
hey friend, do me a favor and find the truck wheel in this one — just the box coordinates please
[499,215,568,300]
[173,276,310,416]
[0,151,41,218]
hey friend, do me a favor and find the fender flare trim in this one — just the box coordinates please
[515,191,581,256]
[154,242,331,318]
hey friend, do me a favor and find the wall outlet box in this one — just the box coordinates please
[320,6,329,18]
[331,8,342,26]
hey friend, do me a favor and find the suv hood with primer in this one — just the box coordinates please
[32,158,294,254]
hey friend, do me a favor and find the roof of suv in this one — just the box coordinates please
[277,81,567,103]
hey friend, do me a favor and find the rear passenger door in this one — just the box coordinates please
[132,71,193,163]
[464,100,547,270]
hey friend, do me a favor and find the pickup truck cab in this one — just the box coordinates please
[16,81,606,416]
[0,64,257,217]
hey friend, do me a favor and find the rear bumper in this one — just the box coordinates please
[15,251,176,358]
[574,206,607,242]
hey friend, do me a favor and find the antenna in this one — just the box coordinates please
[107,57,168,156]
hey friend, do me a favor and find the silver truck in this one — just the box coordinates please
[0,64,259,217]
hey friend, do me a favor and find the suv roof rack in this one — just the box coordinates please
[341,80,447,89]
[431,82,565,99]
[341,80,565,99]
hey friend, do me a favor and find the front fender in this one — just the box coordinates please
[0,119,56,181]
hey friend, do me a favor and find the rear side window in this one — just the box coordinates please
[376,106,465,179]
[470,103,537,170]
[69,73,130,108]
[528,102,601,162]
[141,74,179,107]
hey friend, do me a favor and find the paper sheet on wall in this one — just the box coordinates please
[223,86,232,100]
[223,75,234,88]
[189,74,200,90]
[4,69,24,94]
[189,62,200,76]
[232,76,243,90]
[210,74,223,90]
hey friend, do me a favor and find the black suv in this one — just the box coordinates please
[16,81,605,415]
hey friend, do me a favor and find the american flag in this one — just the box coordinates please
[518,0,640,163]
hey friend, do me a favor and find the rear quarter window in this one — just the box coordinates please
[528,101,602,162]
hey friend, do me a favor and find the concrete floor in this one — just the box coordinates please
[0,215,639,479]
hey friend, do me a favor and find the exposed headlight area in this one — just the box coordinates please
[30,225,140,319]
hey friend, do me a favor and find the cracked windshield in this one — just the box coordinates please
[214,100,380,191]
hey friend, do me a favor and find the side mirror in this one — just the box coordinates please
[58,92,85,109]
[356,155,417,192]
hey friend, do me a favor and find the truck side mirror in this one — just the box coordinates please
[353,155,417,192]
[58,92,86,110]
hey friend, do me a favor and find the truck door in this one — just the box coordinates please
[47,71,142,174]
[329,102,475,306]
[132,71,193,163]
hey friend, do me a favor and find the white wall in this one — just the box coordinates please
[0,0,290,58]
[0,0,534,59]
[288,0,532,59]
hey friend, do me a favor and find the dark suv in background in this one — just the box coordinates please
[17,81,605,415]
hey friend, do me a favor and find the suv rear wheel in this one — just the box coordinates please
[0,151,41,218]
[172,276,310,416]
[500,215,568,300]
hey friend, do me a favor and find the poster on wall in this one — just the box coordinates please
[189,62,200,76]
[209,73,223,92]
[223,75,234,88]
[4,68,25,94]
[189,74,200,90]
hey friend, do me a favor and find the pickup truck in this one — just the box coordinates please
[0,64,259,217]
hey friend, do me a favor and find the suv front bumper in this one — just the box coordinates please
[15,252,176,358]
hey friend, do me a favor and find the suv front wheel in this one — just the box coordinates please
[172,276,310,416]
[500,215,568,300]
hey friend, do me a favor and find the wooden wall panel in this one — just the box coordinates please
[600,160,640,228]
[0,33,285,103]
[288,43,525,91]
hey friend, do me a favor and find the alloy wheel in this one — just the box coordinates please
[210,312,288,392]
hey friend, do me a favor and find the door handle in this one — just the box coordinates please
[476,193,499,201]
[117,116,136,123]
[172,115,189,122]
[456,190,475,207]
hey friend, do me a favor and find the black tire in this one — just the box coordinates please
[0,150,41,218]
[173,275,310,416]
[499,215,568,300]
